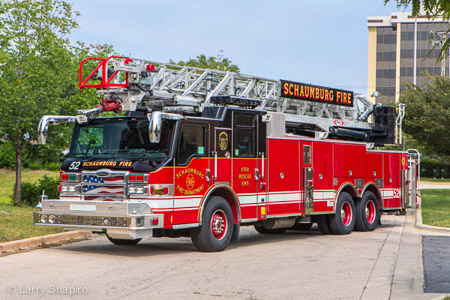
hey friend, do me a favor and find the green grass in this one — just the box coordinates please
[421,189,450,228]
[0,203,62,242]
[0,169,62,242]
[421,177,450,183]
[0,169,59,204]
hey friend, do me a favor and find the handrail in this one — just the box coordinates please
[78,56,132,90]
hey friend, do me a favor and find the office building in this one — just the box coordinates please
[367,11,449,103]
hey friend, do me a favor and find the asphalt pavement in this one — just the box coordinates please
[0,210,449,300]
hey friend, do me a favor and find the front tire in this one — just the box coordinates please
[190,196,233,252]
[329,192,355,234]
[355,191,379,231]
[106,234,141,246]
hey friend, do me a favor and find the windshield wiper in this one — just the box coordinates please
[71,152,88,158]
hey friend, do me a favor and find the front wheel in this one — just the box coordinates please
[355,191,380,231]
[190,196,233,252]
[329,192,355,234]
[106,234,141,246]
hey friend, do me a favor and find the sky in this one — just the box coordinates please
[69,0,409,95]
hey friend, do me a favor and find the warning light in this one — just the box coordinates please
[146,64,155,72]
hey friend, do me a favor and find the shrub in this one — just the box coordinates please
[420,158,450,178]
[20,182,39,205]
[38,175,60,200]
[18,175,60,206]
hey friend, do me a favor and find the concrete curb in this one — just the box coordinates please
[415,197,450,233]
[0,231,92,254]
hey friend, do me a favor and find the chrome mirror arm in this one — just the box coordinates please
[37,115,79,145]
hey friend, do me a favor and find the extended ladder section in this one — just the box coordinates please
[79,56,400,145]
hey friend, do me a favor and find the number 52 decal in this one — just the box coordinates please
[69,161,81,170]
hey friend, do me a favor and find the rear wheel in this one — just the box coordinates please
[329,192,355,234]
[106,234,141,246]
[355,191,379,231]
[316,215,333,234]
[190,196,233,252]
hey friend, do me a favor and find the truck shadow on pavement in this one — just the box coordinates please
[57,227,329,257]
[56,223,398,257]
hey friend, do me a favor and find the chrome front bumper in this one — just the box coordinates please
[33,200,164,239]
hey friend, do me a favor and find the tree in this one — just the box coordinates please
[399,76,450,156]
[385,0,450,60]
[0,0,110,205]
[170,53,240,72]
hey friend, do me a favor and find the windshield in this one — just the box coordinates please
[69,118,175,159]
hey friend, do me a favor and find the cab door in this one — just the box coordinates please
[232,112,259,220]
[173,121,209,225]
[213,127,232,184]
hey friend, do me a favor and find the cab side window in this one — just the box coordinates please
[177,125,205,165]
[234,115,255,157]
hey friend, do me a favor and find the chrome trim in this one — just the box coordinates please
[361,183,384,210]
[172,223,199,229]
[334,183,358,212]
[266,213,304,219]
[33,211,164,230]
[240,218,258,223]
[200,184,241,223]
[81,170,128,199]
[82,169,129,176]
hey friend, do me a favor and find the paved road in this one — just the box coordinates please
[0,212,448,300]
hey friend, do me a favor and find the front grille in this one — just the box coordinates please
[81,171,126,201]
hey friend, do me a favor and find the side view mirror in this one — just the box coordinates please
[38,115,83,144]
[148,111,182,143]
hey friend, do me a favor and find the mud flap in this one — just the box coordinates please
[231,224,240,243]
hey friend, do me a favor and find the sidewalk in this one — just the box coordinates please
[420,182,450,189]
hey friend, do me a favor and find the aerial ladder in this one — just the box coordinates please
[40,56,405,146]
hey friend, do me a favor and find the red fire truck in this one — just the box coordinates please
[34,56,414,252]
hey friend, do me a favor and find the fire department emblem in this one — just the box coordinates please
[186,174,195,190]
[401,157,406,167]
[219,131,228,151]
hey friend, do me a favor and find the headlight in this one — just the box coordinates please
[128,186,148,195]
[48,215,56,224]
[61,185,69,193]
[60,184,80,194]
[40,215,48,223]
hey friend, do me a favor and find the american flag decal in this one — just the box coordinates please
[83,175,124,184]
[82,174,125,200]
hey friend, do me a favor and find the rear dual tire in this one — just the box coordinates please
[329,192,356,234]
[316,192,355,235]
[355,191,379,231]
